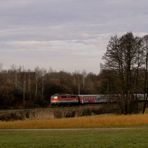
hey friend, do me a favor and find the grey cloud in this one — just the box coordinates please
[1,0,148,26]
[0,0,148,73]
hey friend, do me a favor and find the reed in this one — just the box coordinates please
[0,114,148,129]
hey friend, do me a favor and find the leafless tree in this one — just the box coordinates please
[103,32,144,114]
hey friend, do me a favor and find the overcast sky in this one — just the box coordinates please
[0,0,147,73]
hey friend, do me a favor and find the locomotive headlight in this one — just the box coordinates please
[54,96,58,99]
[51,95,58,103]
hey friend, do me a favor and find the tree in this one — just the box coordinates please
[102,32,144,114]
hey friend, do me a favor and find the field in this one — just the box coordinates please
[1,114,148,129]
[1,112,148,147]
[0,128,148,148]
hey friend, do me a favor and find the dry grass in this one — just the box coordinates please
[1,113,148,129]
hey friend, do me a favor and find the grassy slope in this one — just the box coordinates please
[0,128,148,148]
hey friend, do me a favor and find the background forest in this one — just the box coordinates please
[0,67,102,109]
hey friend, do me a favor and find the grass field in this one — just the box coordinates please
[1,113,148,147]
[0,128,148,148]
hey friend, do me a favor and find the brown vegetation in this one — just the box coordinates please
[0,104,118,121]
[0,114,148,129]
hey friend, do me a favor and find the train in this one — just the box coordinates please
[50,94,146,106]
[50,94,116,105]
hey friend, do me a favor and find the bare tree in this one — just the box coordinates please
[103,32,144,114]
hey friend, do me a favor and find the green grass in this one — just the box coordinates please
[0,128,148,148]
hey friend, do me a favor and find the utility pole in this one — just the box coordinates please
[41,75,44,100]
[23,80,26,108]
[143,35,148,113]
[77,74,80,95]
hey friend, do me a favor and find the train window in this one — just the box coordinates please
[61,96,67,98]
[71,96,77,98]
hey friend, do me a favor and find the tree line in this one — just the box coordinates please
[0,66,101,109]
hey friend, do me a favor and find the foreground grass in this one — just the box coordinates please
[1,114,148,129]
[0,128,148,148]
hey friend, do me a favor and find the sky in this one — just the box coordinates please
[0,0,148,74]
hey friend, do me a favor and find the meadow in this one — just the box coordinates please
[1,114,148,129]
[0,128,148,148]
[1,111,148,147]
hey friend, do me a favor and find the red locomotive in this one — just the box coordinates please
[50,94,79,105]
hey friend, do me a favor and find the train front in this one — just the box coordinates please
[50,94,79,106]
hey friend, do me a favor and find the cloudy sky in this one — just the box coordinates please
[0,0,148,73]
